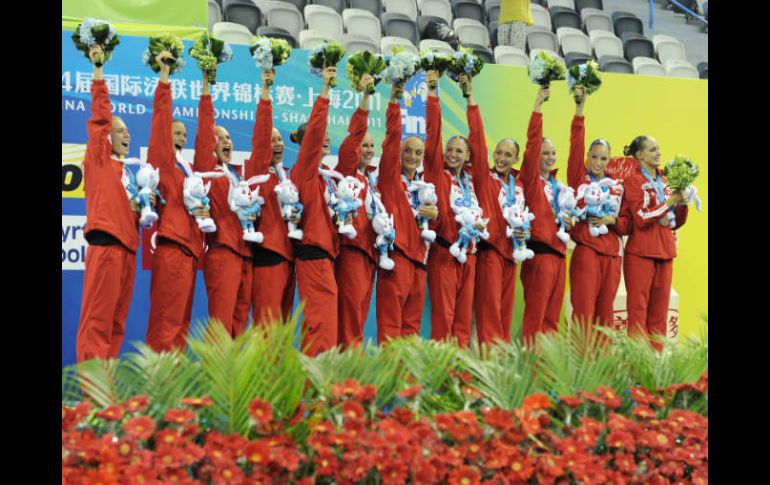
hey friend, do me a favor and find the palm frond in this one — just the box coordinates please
[460,339,538,409]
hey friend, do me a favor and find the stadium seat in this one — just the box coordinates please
[419,0,453,24]
[621,32,654,62]
[531,0,546,6]
[209,0,222,32]
[488,20,498,48]
[419,38,455,55]
[590,32,623,59]
[384,0,419,18]
[343,9,383,44]
[697,61,707,79]
[529,48,564,63]
[298,29,337,49]
[454,18,490,47]
[663,59,699,78]
[550,7,582,33]
[581,8,613,34]
[256,26,299,47]
[311,0,345,13]
[452,0,485,24]
[486,0,500,24]
[494,45,530,66]
[304,4,344,37]
[461,43,494,63]
[612,11,644,37]
[574,0,603,12]
[380,36,420,55]
[564,52,593,68]
[653,35,687,64]
[266,1,305,39]
[275,0,308,11]
[632,56,665,76]
[598,55,632,73]
[557,28,591,56]
[213,21,255,45]
[526,27,559,53]
[350,0,383,18]
[547,0,575,9]
[223,0,263,34]
[531,4,552,31]
[342,33,381,53]
[381,12,420,47]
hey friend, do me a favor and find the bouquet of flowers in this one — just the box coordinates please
[528,51,566,101]
[188,32,233,84]
[71,18,120,67]
[142,33,186,74]
[308,41,346,87]
[566,60,602,103]
[377,46,420,99]
[663,154,699,191]
[250,37,292,86]
[446,47,485,98]
[419,49,453,88]
[346,50,387,94]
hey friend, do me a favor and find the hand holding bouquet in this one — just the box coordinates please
[188,32,233,84]
[378,46,420,99]
[528,51,566,101]
[664,154,699,191]
[446,47,484,98]
[346,50,387,94]
[250,37,292,86]
[419,50,453,89]
[143,33,186,74]
[566,60,601,104]
[71,18,120,67]
[308,41,346,87]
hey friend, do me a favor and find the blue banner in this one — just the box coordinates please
[61,31,431,367]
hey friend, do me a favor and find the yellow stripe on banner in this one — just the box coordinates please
[62,17,207,41]
[62,143,87,199]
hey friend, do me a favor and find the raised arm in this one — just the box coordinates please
[147,52,175,172]
[464,76,491,192]
[85,46,112,166]
[290,66,333,184]
[336,77,373,177]
[567,87,586,190]
[518,87,549,190]
[193,72,218,172]
[377,85,404,195]
[423,70,444,184]
[246,70,275,179]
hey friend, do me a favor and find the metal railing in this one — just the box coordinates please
[649,0,709,30]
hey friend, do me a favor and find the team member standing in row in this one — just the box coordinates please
[145,51,209,352]
[290,66,340,356]
[376,83,438,344]
[335,75,379,348]
[246,69,297,327]
[424,70,483,348]
[76,45,146,361]
[619,135,689,349]
[518,86,573,345]
[567,87,624,329]
[465,75,527,346]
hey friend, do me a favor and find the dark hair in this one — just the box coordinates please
[623,135,649,158]
[447,135,471,153]
[589,138,611,152]
[290,122,308,145]
[497,138,520,155]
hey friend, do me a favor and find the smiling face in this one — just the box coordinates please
[215,126,233,164]
[401,137,424,175]
[360,133,375,169]
[271,128,284,164]
[587,142,610,178]
[172,121,187,152]
[445,137,470,173]
[634,137,660,168]
[110,117,130,157]
[493,139,520,177]
[540,138,557,175]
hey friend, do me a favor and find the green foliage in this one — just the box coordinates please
[346,51,387,94]
[663,154,700,190]
[71,19,120,66]
[567,60,602,101]
[146,33,185,74]
[460,340,539,409]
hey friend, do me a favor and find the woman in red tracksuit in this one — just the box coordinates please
[195,64,253,338]
[246,70,297,328]
[618,135,688,347]
[76,46,144,362]
[519,86,575,345]
[424,71,485,348]
[334,74,379,347]
[376,83,437,344]
[289,66,340,356]
[465,76,527,346]
[145,51,209,352]
[567,87,624,328]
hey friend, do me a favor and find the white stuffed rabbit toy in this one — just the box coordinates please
[576,178,618,237]
[228,174,271,243]
[183,171,227,233]
[503,204,535,263]
[555,184,582,244]
[449,206,489,264]
[122,158,165,229]
[407,180,438,243]
[319,169,364,239]
[273,166,304,240]
[666,184,702,228]
[370,196,396,270]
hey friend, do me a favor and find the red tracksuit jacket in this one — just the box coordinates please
[244,99,294,261]
[290,97,339,258]
[195,95,251,258]
[337,107,377,263]
[83,79,140,249]
[566,116,624,257]
[379,102,429,265]
[149,82,204,259]
[620,164,689,260]
[518,112,566,255]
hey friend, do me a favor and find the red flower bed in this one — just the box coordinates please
[62,374,708,484]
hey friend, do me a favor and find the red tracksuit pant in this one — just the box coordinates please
[76,244,136,362]
[376,249,426,344]
[521,252,566,345]
[624,253,673,344]
[296,257,338,356]
[252,260,295,327]
[203,246,252,338]
[569,244,622,327]
[474,249,517,345]
[146,241,197,352]
[335,246,375,348]
[282,263,296,318]
[427,244,476,347]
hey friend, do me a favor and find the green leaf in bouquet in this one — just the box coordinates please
[71,19,120,67]
[347,50,386,94]
[146,33,186,74]
[308,41,347,87]
[446,47,484,98]
[270,38,292,66]
[663,154,699,191]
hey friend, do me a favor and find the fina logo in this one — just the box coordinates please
[401,76,428,138]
